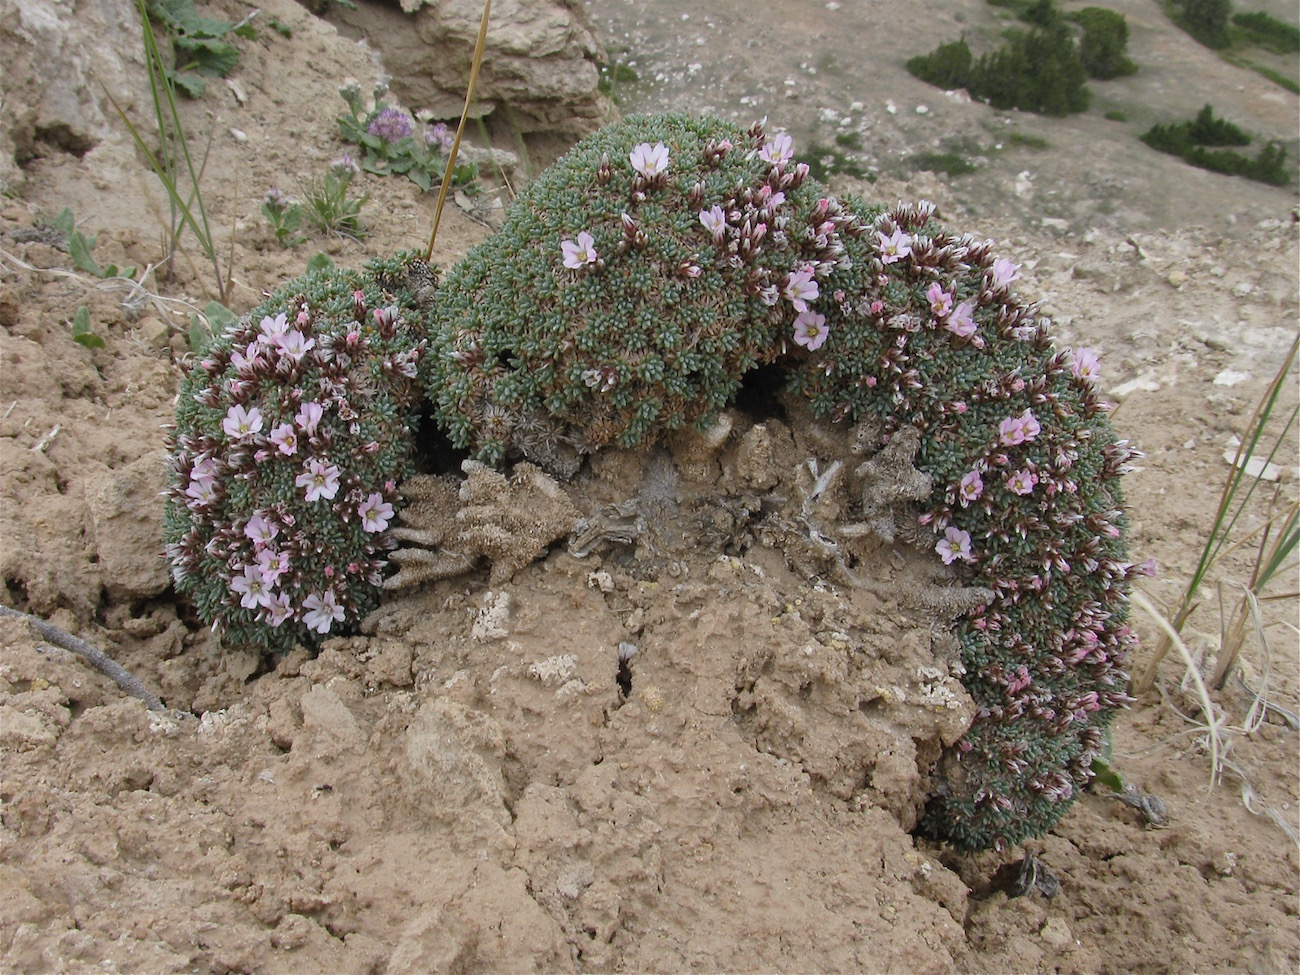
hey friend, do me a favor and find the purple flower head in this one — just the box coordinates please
[792,310,829,352]
[425,121,454,154]
[944,300,978,339]
[331,153,361,178]
[1072,347,1101,382]
[368,107,413,144]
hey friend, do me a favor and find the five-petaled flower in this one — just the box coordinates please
[927,282,954,319]
[792,310,829,351]
[243,512,279,546]
[296,401,323,435]
[264,591,293,627]
[230,564,274,610]
[358,492,394,532]
[877,227,912,264]
[989,257,1021,290]
[269,423,298,456]
[629,142,669,178]
[296,458,341,502]
[758,132,794,167]
[936,527,975,565]
[1006,468,1038,495]
[561,231,599,269]
[256,548,289,585]
[302,590,345,634]
[277,330,315,362]
[958,470,983,505]
[1072,347,1101,382]
[783,265,819,312]
[222,404,263,441]
[699,205,726,240]
[998,409,1041,447]
[259,313,289,342]
[944,300,978,338]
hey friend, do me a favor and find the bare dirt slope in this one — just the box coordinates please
[1,0,1298,972]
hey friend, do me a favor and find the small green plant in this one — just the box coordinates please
[1069,7,1139,79]
[50,208,137,279]
[261,188,303,247]
[1104,109,1128,122]
[909,151,977,176]
[1135,335,1299,693]
[146,0,256,98]
[336,83,478,193]
[260,160,369,246]
[1232,10,1300,53]
[69,306,105,349]
[1141,105,1290,186]
[804,140,870,182]
[1006,131,1051,150]
[597,59,640,98]
[107,0,231,302]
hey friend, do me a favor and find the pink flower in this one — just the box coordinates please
[629,142,669,178]
[185,478,217,508]
[792,310,829,351]
[230,564,274,610]
[959,470,983,505]
[758,132,794,167]
[1072,347,1101,382]
[277,330,315,361]
[256,548,289,585]
[222,404,263,440]
[783,265,819,312]
[230,341,262,375]
[944,300,977,338]
[1006,468,1038,495]
[560,231,598,269]
[998,409,1041,447]
[264,591,293,628]
[243,512,279,546]
[269,423,298,456]
[927,282,954,319]
[877,227,912,264]
[296,458,341,502]
[936,527,975,565]
[259,312,289,342]
[699,205,726,240]
[989,258,1020,290]
[358,492,394,532]
[296,401,323,435]
[302,590,344,634]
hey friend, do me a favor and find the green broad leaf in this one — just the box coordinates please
[410,168,431,192]
[150,0,234,38]
[71,306,106,349]
[203,300,237,332]
[175,36,241,77]
[306,252,334,273]
[52,207,76,237]
[68,231,104,276]
[1090,756,1125,793]
[170,69,208,98]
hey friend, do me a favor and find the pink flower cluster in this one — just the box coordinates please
[926,281,978,340]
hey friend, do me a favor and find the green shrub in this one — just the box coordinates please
[1070,7,1139,79]
[906,38,974,89]
[1233,10,1300,53]
[1177,0,1232,48]
[1141,105,1290,186]
[969,26,1091,115]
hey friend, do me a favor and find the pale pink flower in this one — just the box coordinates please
[998,409,1041,447]
[936,527,975,565]
[1072,347,1101,382]
[259,312,289,342]
[277,330,315,362]
[560,231,598,269]
[296,458,341,502]
[222,404,263,440]
[269,423,298,456]
[185,478,217,508]
[358,492,394,533]
[243,512,279,546]
[256,548,289,585]
[699,205,726,240]
[958,470,983,505]
[629,142,669,178]
[302,590,345,634]
[877,227,912,264]
[792,310,829,351]
[758,132,794,167]
[783,265,819,312]
[191,456,218,482]
[944,300,977,338]
[927,282,954,319]
[989,258,1020,290]
[1006,468,1038,496]
[230,564,274,610]
[230,340,262,375]
[296,401,323,435]
[264,591,293,627]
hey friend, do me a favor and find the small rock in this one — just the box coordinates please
[1040,917,1073,950]
[1231,281,1254,297]
[915,104,929,115]
[1213,369,1251,387]
[229,128,247,143]
[1166,269,1187,288]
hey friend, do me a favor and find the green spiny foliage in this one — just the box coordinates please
[788,197,1139,849]
[163,256,434,651]
[426,113,851,471]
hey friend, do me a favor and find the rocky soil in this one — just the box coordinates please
[0,0,1297,972]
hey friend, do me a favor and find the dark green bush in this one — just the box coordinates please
[1141,104,1290,186]
[1233,11,1300,53]
[1177,0,1232,48]
[969,26,1091,115]
[1188,103,1251,146]
[906,38,973,89]
[1070,7,1139,79]
[1021,0,1063,28]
